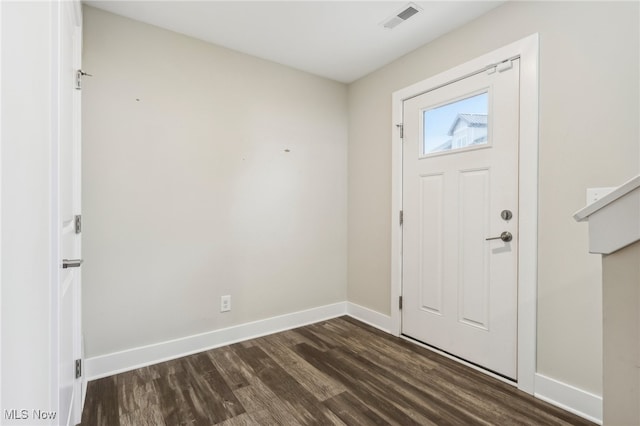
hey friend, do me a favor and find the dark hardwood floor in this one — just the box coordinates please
[81,316,594,425]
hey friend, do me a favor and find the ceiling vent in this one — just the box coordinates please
[381,3,423,30]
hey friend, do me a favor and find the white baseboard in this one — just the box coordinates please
[85,302,347,380]
[346,302,391,332]
[534,373,603,424]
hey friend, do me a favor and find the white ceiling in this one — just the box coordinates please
[85,1,505,83]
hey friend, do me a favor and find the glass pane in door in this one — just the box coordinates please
[423,92,489,155]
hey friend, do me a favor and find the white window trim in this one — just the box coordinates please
[390,33,539,394]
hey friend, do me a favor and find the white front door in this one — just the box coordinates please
[56,2,83,424]
[402,59,520,379]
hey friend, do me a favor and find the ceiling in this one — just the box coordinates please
[85,1,505,83]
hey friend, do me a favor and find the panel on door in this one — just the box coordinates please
[402,60,520,379]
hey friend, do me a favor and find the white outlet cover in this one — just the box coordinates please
[220,295,231,312]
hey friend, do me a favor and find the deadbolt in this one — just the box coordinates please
[501,210,513,221]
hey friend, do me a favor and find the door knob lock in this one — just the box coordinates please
[486,231,512,242]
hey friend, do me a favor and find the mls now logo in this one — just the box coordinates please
[4,409,57,421]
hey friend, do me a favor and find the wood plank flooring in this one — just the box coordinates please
[81,316,594,425]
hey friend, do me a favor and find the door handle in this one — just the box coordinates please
[62,259,83,269]
[486,231,512,242]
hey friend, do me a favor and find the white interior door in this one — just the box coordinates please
[56,2,83,424]
[402,59,520,379]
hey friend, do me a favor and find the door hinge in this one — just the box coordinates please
[75,359,82,379]
[497,59,513,73]
[399,210,403,226]
[396,124,404,139]
[75,69,92,90]
[399,296,403,310]
[74,215,82,234]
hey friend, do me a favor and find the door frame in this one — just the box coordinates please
[0,0,3,415]
[390,33,539,394]
[50,0,83,423]
[72,9,84,424]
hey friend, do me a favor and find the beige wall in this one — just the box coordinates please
[82,7,348,357]
[348,1,639,394]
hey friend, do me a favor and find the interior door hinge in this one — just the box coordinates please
[74,215,82,234]
[396,124,404,139]
[399,210,403,226]
[497,59,513,73]
[75,69,92,90]
[75,359,82,379]
[399,296,403,310]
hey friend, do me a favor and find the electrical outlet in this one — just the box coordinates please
[220,295,231,313]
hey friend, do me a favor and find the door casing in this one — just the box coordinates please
[391,33,539,394]
[51,1,83,424]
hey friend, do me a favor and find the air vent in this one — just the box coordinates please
[381,3,423,29]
